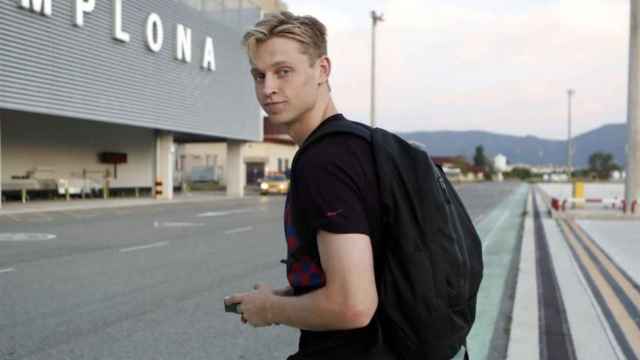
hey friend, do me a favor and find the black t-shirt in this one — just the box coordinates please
[284,114,394,359]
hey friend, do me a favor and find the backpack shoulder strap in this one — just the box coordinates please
[301,118,372,150]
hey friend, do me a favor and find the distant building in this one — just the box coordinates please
[177,118,297,187]
[431,156,484,182]
[493,154,507,182]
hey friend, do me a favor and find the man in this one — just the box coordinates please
[224,11,395,359]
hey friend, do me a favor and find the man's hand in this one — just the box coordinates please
[272,286,294,297]
[224,283,275,328]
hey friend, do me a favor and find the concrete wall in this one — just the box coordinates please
[2,111,154,188]
[243,142,297,174]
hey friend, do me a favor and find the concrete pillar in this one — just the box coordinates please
[0,114,2,209]
[155,132,174,200]
[226,141,245,197]
[626,0,640,214]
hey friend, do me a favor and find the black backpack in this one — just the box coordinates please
[301,118,483,360]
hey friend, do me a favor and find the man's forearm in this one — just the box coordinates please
[270,286,372,331]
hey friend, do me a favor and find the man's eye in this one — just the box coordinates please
[253,73,265,82]
[277,69,291,77]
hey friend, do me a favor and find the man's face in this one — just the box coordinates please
[249,37,324,126]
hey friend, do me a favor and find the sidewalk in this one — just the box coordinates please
[0,190,256,216]
[507,184,640,360]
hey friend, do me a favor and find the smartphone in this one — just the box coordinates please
[224,301,241,314]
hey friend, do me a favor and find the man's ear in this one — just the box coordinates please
[317,55,332,85]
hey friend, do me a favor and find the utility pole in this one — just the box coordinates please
[567,89,575,181]
[626,0,640,214]
[370,10,384,128]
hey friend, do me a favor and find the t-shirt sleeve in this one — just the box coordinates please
[292,136,372,236]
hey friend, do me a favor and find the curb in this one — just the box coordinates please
[0,193,261,216]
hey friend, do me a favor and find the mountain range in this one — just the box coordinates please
[396,123,627,168]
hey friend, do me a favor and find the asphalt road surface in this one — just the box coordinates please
[0,181,521,360]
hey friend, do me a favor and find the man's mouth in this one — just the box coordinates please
[264,101,287,112]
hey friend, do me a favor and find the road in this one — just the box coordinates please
[0,182,522,360]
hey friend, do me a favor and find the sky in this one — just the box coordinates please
[284,0,629,140]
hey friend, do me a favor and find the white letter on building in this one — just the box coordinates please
[112,0,130,43]
[176,24,192,63]
[17,0,52,17]
[202,36,216,72]
[145,13,164,52]
[73,0,95,27]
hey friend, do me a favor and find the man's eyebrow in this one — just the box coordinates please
[252,61,293,72]
[271,61,292,67]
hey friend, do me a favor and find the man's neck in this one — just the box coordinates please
[287,96,338,146]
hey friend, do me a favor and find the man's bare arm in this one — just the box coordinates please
[268,230,378,330]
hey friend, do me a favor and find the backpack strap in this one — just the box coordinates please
[301,118,372,150]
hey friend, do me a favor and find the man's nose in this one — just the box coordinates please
[261,74,277,97]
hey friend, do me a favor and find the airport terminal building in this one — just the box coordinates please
[0,0,287,207]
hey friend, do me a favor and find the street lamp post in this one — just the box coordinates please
[370,10,384,128]
[626,0,640,214]
[567,89,575,181]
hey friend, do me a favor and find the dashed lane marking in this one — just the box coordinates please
[3,214,22,222]
[63,211,99,219]
[0,268,15,274]
[224,226,254,235]
[198,209,260,217]
[31,213,53,222]
[0,233,57,242]
[153,221,205,228]
[119,241,169,253]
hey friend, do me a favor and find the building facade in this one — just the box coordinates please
[0,0,278,206]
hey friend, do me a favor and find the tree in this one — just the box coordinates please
[588,151,621,180]
[473,145,488,168]
[506,167,533,180]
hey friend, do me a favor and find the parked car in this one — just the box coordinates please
[259,174,289,195]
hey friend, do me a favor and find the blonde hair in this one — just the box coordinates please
[242,11,327,65]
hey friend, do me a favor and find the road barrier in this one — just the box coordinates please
[552,197,635,213]
[155,179,163,197]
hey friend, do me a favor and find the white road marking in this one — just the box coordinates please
[0,268,15,274]
[198,209,258,217]
[120,241,169,253]
[482,210,511,251]
[28,213,53,222]
[154,221,205,228]
[224,226,254,235]
[0,233,57,242]
[5,214,22,222]
[65,211,98,219]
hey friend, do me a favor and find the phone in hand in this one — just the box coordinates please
[224,301,241,314]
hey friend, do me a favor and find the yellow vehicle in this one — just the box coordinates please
[259,174,289,195]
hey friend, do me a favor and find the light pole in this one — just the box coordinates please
[626,0,640,214]
[567,89,575,181]
[370,10,384,128]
